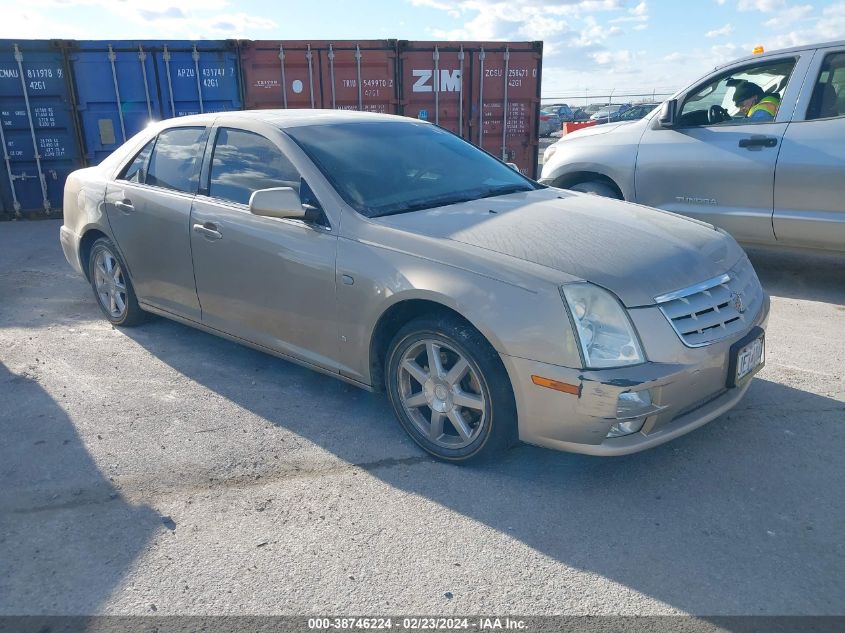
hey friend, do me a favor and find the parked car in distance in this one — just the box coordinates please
[619,102,660,120]
[61,110,769,462]
[540,104,577,135]
[570,103,607,121]
[593,102,659,125]
[540,40,845,252]
[539,108,560,136]
[545,103,575,122]
[590,103,631,121]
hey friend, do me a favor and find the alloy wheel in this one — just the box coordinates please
[93,248,128,319]
[397,339,488,449]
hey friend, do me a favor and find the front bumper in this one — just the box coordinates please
[502,294,770,456]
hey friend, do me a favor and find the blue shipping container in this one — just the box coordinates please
[0,40,83,216]
[68,40,242,165]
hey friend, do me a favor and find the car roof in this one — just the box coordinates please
[714,39,845,71]
[149,109,419,130]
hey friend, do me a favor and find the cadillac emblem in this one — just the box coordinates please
[731,291,746,314]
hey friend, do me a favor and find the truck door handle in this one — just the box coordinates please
[114,200,134,213]
[738,136,778,149]
[192,222,222,240]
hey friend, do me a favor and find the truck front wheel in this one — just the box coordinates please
[569,180,622,199]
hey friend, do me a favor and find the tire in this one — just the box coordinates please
[385,315,518,462]
[88,237,147,327]
[569,180,622,199]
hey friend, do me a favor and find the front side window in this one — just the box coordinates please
[807,52,845,120]
[119,138,155,183]
[208,128,301,205]
[146,127,206,193]
[678,59,796,127]
[285,121,538,218]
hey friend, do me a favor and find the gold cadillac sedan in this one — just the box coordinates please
[60,111,769,462]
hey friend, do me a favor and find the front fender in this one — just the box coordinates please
[335,237,582,386]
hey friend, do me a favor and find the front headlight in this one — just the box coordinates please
[560,283,645,369]
[543,143,558,164]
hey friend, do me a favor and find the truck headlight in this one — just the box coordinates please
[560,283,645,369]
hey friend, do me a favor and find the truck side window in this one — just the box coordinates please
[807,52,845,120]
[678,58,796,127]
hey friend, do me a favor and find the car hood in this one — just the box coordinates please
[376,188,743,307]
[562,121,629,140]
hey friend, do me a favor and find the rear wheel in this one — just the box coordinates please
[569,180,622,199]
[88,238,146,326]
[385,315,517,462]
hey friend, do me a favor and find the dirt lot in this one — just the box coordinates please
[1,219,843,616]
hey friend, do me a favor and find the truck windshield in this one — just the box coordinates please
[284,121,539,218]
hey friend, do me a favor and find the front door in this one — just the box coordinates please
[189,126,340,371]
[774,48,845,250]
[635,55,807,244]
[104,126,207,320]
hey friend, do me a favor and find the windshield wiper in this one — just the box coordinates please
[369,184,534,218]
[369,192,480,217]
[476,184,534,199]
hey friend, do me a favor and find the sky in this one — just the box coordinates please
[2,0,843,100]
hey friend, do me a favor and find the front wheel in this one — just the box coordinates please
[385,315,517,462]
[88,237,146,326]
[568,180,622,199]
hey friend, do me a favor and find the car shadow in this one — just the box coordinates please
[121,318,845,616]
[3,220,842,616]
[744,244,845,305]
[0,362,162,614]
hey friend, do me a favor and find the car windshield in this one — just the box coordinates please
[285,121,539,218]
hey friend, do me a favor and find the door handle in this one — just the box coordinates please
[738,136,778,149]
[192,222,222,240]
[114,200,134,213]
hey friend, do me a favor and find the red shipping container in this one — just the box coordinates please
[398,41,542,177]
[238,39,542,178]
[239,40,397,113]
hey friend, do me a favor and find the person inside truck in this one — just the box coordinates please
[733,80,780,120]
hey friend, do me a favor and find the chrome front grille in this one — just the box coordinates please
[655,256,763,347]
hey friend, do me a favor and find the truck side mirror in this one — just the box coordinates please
[658,99,677,128]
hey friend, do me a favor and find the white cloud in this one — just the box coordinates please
[737,0,786,11]
[630,1,648,16]
[706,23,735,37]
[763,4,813,29]
[759,1,845,50]
[11,0,276,38]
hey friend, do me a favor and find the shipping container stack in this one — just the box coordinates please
[0,38,541,220]
[0,40,83,219]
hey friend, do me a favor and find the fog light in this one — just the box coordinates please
[616,389,652,418]
[607,390,654,438]
[606,418,646,438]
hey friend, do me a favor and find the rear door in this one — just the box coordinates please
[104,125,206,320]
[635,53,812,243]
[189,124,340,370]
[773,48,845,250]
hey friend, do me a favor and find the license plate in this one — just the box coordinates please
[728,328,765,388]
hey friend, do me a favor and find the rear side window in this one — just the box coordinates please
[209,128,301,205]
[146,127,206,193]
[807,52,845,120]
[119,139,155,183]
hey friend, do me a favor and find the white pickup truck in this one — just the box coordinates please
[540,40,845,252]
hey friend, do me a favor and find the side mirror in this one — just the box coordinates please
[249,187,321,223]
[657,99,677,128]
[506,162,520,171]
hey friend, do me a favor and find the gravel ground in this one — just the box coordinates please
[0,219,843,616]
